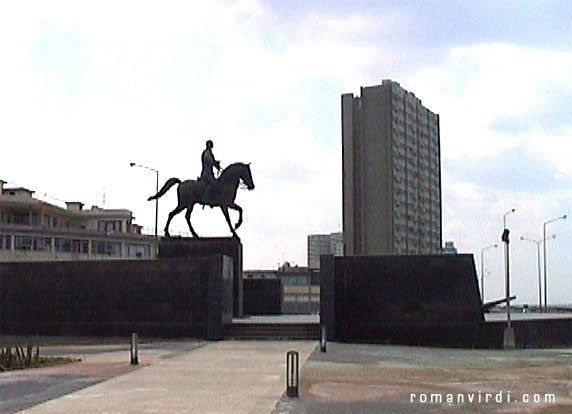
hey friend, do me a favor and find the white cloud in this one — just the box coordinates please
[529,132,572,179]
[408,43,572,160]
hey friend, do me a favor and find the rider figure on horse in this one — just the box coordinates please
[200,140,221,205]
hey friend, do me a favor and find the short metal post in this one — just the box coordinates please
[130,333,139,365]
[320,325,327,353]
[286,351,299,397]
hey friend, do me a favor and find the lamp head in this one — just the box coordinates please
[130,162,135,167]
[501,229,510,243]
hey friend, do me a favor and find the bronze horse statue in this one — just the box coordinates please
[148,162,255,238]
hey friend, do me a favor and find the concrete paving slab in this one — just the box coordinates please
[14,341,316,414]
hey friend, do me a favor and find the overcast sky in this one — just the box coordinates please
[1,1,571,305]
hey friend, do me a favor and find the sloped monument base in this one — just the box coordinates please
[320,254,485,347]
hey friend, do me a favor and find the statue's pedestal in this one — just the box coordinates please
[159,237,243,317]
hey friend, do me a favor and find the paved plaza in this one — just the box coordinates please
[0,339,571,413]
[276,342,572,414]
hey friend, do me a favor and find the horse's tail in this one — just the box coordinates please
[148,178,181,201]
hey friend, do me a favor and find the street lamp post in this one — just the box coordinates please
[130,163,159,238]
[521,235,556,309]
[543,214,567,309]
[480,244,498,303]
[502,208,515,349]
[502,209,515,311]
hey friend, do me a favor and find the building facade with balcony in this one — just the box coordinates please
[342,80,442,255]
[0,180,157,261]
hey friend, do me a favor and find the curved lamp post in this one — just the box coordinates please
[130,163,159,238]
[502,208,515,349]
[543,214,567,309]
[502,209,515,314]
[503,209,515,230]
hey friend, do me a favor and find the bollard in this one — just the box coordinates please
[286,350,299,397]
[130,333,139,365]
[320,325,327,353]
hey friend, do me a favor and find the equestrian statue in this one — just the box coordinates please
[148,140,255,238]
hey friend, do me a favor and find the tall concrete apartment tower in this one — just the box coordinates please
[342,80,442,255]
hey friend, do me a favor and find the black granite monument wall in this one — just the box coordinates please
[0,255,233,339]
[320,254,484,347]
[243,278,282,315]
[159,237,243,317]
[476,317,572,349]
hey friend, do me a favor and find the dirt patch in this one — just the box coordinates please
[0,356,79,372]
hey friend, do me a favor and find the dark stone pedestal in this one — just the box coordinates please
[320,254,484,347]
[159,237,243,317]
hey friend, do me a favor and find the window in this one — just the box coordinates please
[30,213,40,226]
[12,213,29,225]
[128,244,150,258]
[14,235,33,250]
[54,238,72,252]
[0,235,11,250]
[92,240,121,256]
[54,238,88,253]
[98,220,122,233]
[92,241,104,255]
[72,239,89,254]
[33,237,52,252]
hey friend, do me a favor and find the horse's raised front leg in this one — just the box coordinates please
[229,202,243,230]
[185,204,200,238]
[164,205,185,237]
[220,206,238,238]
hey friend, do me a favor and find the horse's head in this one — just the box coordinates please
[241,163,255,190]
[220,162,255,191]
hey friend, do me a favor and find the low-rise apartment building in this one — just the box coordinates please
[0,180,157,261]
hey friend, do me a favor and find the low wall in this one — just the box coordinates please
[0,256,233,339]
[320,254,484,347]
[478,317,572,349]
[243,278,282,315]
[159,237,243,317]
